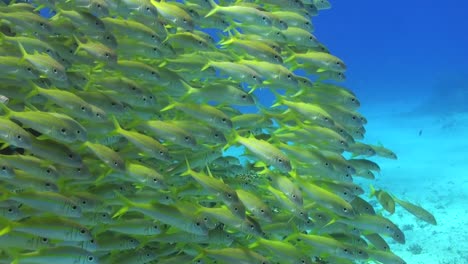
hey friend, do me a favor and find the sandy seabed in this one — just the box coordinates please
[362,104,468,264]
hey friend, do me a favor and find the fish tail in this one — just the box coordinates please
[181,156,192,176]
[284,54,295,64]
[0,101,12,118]
[200,61,212,72]
[218,37,233,46]
[25,81,40,100]
[16,41,28,62]
[110,115,123,134]
[72,35,83,55]
[270,90,285,107]
[191,244,207,261]
[160,103,175,112]
[205,0,219,17]
[223,129,240,152]
[178,80,196,102]
[112,191,133,218]
[369,184,376,198]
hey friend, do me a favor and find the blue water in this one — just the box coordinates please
[315,0,468,108]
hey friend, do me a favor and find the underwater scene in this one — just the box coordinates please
[0,0,466,263]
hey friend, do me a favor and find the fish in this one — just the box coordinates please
[393,196,437,225]
[0,1,426,263]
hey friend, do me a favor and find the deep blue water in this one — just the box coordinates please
[315,0,468,109]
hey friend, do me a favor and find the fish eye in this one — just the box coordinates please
[309,36,313,40]
[221,118,227,123]
[72,205,77,210]
[196,222,200,226]
[184,136,189,141]
[68,154,74,159]
[88,256,94,261]
[151,71,155,75]
[214,133,219,138]
[159,151,164,155]
[17,135,22,140]
[80,229,86,234]
[42,237,48,242]
[105,52,110,58]
[152,178,158,182]
[1,166,6,171]
[262,16,266,20]
[343,207,348,212]
[76,130,81,134]
[60,128,67,134]
[7,207,13,212]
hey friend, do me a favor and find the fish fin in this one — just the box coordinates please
[223,129,240,152]
[0,143,10,150]
[181,156,193,177]
[112,191,134,218]
[25,81,40,100]
[0,225,11,237]
[369,184,376,198]
[160,96,177,112]
[205,0,219,17]
[316,68,326,73]
[283,54,295,64]
[191,243,207,261]
[178,80,196,102]
[16,42,28,63]
[218,37,234,46]
[72,35,83,55]
[110,115,123,134]
[33,4,45,12]
[270,90,285,108]
[200,61,212,72]
[94,168,113,184]
[36,135,51,141]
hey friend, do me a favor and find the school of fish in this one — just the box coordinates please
[0,0,436,263]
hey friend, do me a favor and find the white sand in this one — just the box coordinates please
[361,104,468,264]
